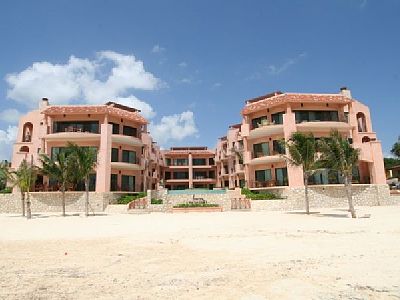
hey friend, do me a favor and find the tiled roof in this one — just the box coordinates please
[241,93,352,115]
[42,103,147,124]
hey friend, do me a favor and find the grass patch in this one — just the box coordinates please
[0,187,12,194]
[151,198,163,205]
[117,192,147,204]
[241,188,281,200]
[173,203,219,208]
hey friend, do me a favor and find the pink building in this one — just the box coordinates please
[216,88,386,189]
[162,147,216,190]
[11,87,386,194]
[12,98,161,192]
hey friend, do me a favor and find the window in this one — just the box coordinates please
[174,172,189,179]
[51,147,65,159]
[253,142,269,158]
[255,169,272,182]
[121,175,135,192]
[111,148,119,162]
[165,172,171,180]
[356,112,367,132]
[53,121,99,133]
[110,122,120,134]
[271,112,284,124]
[174,158,188,166]
[165,158,171,166]
[209,158,215,165]
[122,150,137,164]
[110,174,118,191]
[194,171,207,179]
[275,168,288,186]
[294,111,339,123]
[76,174,97,191]
[273,140,285,154]
[251,116,268,129]
[193,158,206,166]
[122,126,137,137]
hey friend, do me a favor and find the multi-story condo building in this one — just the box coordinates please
[162,147,216,190]
[215,124,245,189]
[11,87,386,194]
[11,98,161,192]
[215,88,386,189]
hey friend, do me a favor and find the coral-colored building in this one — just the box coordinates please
[162,147,216,190]
[11,87,386,193]
[12,99,161,192]
[216,88,386,189]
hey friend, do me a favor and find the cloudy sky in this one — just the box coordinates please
[0,0,400,160]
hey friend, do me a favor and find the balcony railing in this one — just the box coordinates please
[248,180,288,188]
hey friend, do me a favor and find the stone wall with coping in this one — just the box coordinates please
[251,184,398,211]
[0,192,120,214]
[164,193,232,211]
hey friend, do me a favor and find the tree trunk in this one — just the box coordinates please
[26,191,31,219]
[85,177,89,217]
[61,186,66,217]
[20,191,25,217]
[304,173,310,214]
[344,175,356,218]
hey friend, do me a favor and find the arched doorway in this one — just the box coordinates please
[356,113,367,132]
[22,122,33,142]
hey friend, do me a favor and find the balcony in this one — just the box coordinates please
[296,121,352,133]
[248,152,286,165]
[111,134,143,146]
[248,180,288,188]
[235,164,245,173]
[111,158,143,171]
[45,131,101,142]
[248,124,284,140]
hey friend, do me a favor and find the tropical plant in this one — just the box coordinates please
[66,143,97,216]
[282,132,320,214]
[390,137,400,159]
[0,161,10,191]
[40,151,73,217]
[241,188,281,200]
[318,130,360,218]
[10,158,37,218]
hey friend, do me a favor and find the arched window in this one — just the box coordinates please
[362,136,370,143]
[356,112,367,132]
[19,146,29,153]
[22,122,33,142]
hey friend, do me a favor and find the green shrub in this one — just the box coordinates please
[241,188,281,200]
[173,202,219,208]
[151,198,163,205]
[117,192,147,204]
[0,187,12,194]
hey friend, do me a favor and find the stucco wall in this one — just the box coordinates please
[0,192,123,214]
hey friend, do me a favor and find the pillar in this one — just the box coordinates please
[96,123,112,192]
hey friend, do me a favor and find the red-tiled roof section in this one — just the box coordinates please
[242,93,352,115]
[42,103,147,124]
[164,146,215,155]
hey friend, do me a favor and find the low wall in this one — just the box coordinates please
[251,184,398,211]
[165,193,232,211]
[0,192,123,214]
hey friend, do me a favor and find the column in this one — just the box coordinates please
[96,123,112,192]
[283,105,304,187]
[188,153,193,188]
[369,141,387,184]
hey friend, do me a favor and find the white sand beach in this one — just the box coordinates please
[1,206,400,299]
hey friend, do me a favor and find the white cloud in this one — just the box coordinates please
[0,109,22,124]
[0,126,18,161]
[267,52,307,75]
[5,51,163,109]
[179,78,192,84]
[213,82,222,88]
[178,62,187,68]
[114,96,156,119]
[149,111,198,145]
[151,44,165,53]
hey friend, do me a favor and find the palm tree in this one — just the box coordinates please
[318,130,359,218]
[0,161,10,191]
[40,151,73,217]
[10,158,37,218]
[390,137,400,159]
[283,132,319,214]
[66,143,97,217]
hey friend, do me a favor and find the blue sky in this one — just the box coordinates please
[0,0,399,160]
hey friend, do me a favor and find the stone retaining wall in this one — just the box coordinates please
[0,192,125,214]
[252,184,398,211]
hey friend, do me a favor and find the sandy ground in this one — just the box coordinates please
[1,206,400,300]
